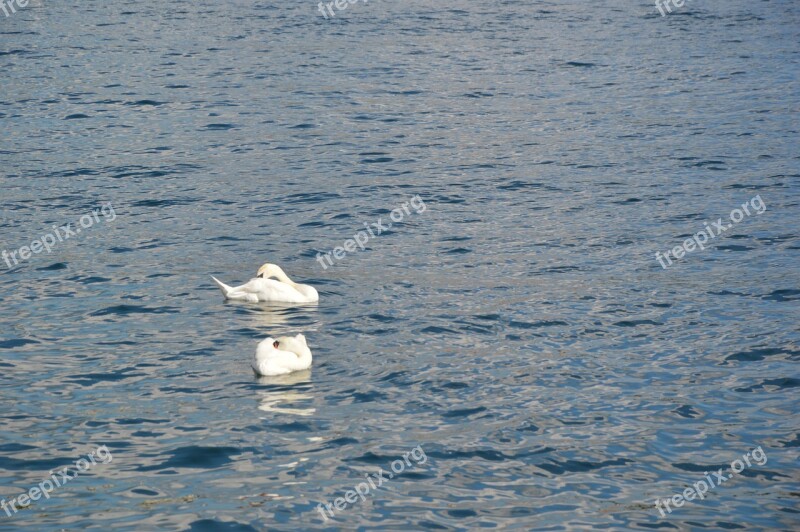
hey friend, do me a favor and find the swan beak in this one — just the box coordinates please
[273,341,279,349]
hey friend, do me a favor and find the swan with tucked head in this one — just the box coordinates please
[211,263,319,303]
[252,334,312,376]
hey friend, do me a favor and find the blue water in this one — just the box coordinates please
[1,0,799,530]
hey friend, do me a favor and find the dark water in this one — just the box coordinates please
[1,0,799,530]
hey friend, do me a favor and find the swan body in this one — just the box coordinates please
[211,263,318,303]
[252,334,312,376]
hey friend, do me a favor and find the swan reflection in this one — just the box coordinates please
[255,370,315,416]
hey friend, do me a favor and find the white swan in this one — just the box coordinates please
[252,334,312,376]
[211,263,319,303]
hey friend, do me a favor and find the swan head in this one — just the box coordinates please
[262,337,280,350]
[267,335,306,350]
[274,334,308,354]
[256,263,287,280]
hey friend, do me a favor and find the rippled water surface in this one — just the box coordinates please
[2,0,799,530]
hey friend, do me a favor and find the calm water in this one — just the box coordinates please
[1,0,799,530]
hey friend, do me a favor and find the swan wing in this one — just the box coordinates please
[225,291,260,302]
[240,278,310,303]
[294,283,319,302]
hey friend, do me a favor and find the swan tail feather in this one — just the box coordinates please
[211,276,234,298]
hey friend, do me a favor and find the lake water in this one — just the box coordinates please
[1,0,799,530]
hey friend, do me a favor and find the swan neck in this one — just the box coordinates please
[275,271,294,285]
